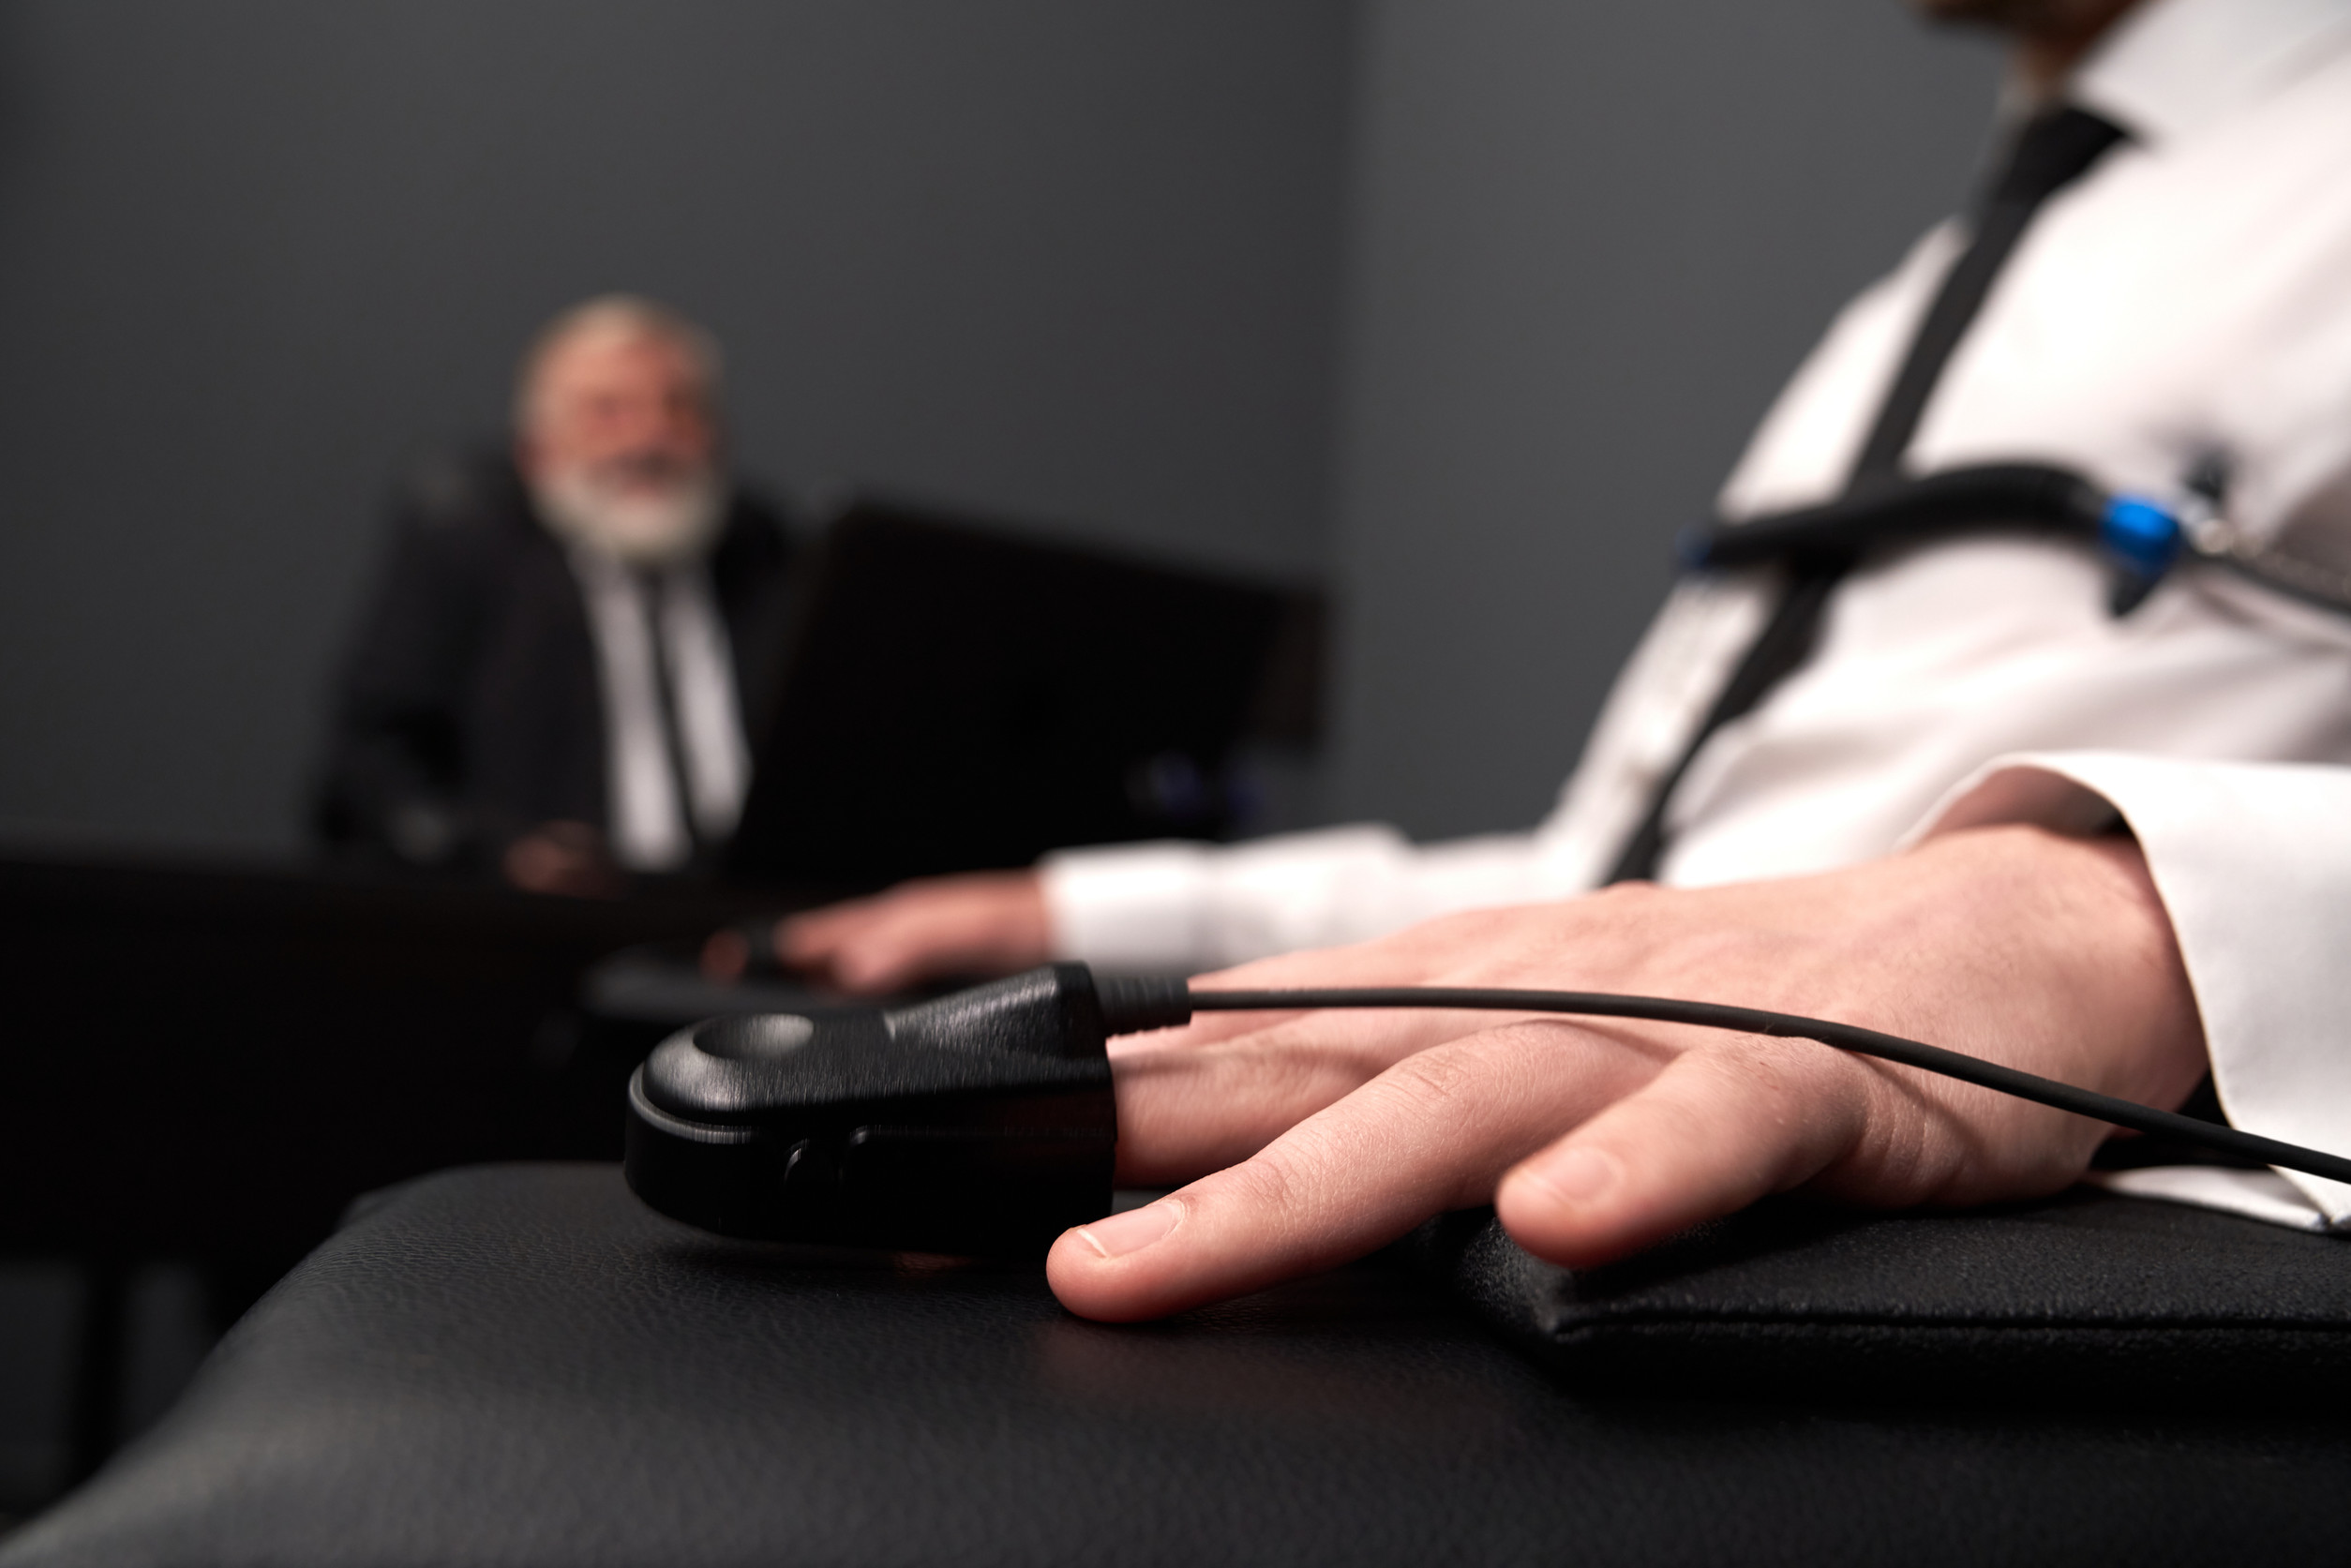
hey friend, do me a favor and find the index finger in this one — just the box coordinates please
[1056,1020,1669,1321]
[1111,1001,1580,1183]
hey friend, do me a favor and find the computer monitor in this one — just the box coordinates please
[725,497,1318,888]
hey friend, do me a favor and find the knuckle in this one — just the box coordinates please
[1385,1043,1483,1102]
[1713,1031,1849,1100]
[1706,1036,1960,1197]
[1362,1035,1546,1142]
[1681,1036,1870,1166]
[1371,1041,1501,1127]
[1209,1147,1309,1223]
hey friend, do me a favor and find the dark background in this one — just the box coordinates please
[0,0,1996,855]
[0,0,1997,1505]
[1331,2,1997,834]
[0,0,1355,852]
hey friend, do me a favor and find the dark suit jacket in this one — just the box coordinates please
[316,450,798,868]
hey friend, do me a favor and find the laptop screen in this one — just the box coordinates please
[726,497,1318,889]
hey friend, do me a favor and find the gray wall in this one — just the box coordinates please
[0,1,2014,854]
[1327,0,2001,837]
[0,0,1354,853]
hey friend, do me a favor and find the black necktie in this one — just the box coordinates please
[1604,104,2127,885]
[637,568,706,861]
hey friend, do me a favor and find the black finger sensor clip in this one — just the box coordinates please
[625,963,1180,1254]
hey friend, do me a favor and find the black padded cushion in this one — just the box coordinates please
[1413,1187,2351,1404]
[8,1165,2351,1567]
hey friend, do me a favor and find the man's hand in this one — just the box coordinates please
[772,871,1050,993]
[1048,824,2206,1322]
[502,821,623,898]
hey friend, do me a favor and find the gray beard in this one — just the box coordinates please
[532,467,726,567]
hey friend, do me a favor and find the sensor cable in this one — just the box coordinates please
[1090,978,2351,1188]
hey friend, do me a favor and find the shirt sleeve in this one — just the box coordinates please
[1037,571,1773,976]
[1910,751,2351,1232]
[1041,824,1576,974]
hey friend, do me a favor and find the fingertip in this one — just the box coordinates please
[1045,1200,1190,1322]
[700,929,747,981]
[1494,1145,1648,1269]
[833,949,902,995]
[1525,1145,1622,1205]
[772,915,819,963]
[1044,1240,1116,1320]
[1043,1241,1145,1324]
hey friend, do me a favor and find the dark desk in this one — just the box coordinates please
[0,851,803,1477]
[0,852,793,1265]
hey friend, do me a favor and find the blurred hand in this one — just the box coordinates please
[1048,824,2206,1322]
[771,870,1051,993]
[502,820,623,898]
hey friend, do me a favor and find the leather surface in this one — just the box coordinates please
[10,1164,2351,1567]
[1415,1187,2351,1403]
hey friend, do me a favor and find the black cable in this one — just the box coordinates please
[1681,463,2107,573]
[1126,984,2351,1188]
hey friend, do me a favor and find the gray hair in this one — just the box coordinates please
[514,293,725,428]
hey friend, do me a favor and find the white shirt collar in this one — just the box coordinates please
[2071,0,2351,144]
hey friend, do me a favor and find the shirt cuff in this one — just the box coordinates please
[1040,841,1214,975]
[1912,751,2351,1231]
[1041,823,1435,973]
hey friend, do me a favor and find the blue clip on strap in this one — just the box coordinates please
[2101,494,2183,582]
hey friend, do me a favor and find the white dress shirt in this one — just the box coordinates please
[568,549,753,871]
[1041,0,2351,1228]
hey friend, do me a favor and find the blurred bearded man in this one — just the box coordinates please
[319,296,798,894]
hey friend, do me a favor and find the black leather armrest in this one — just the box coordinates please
[1410,1186,2351,1405]
[8,1166,2351,1567]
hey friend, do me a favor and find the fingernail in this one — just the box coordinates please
[1531,1147,1619,1204]
[1074,1202,1180,1260]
